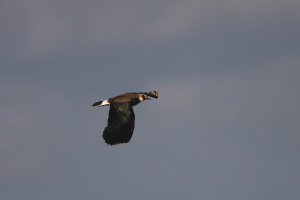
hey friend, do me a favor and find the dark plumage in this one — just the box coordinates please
[92,91,158,146]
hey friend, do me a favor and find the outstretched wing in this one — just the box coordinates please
[102,101,135,145]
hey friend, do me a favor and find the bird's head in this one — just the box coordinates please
[139,94,151,102]
[138,91,158,102]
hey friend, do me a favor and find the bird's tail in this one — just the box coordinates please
[92,100,110,107]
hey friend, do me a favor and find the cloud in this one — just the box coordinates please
[1,1,300,199]
[149,53,300,130]
[143,0,205,38]
[0,79,69,178]
[228,0,300,14]
[2,0,299,59]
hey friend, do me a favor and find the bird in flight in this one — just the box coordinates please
[92,91,158,145]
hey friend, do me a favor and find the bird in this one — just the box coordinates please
[92,91,158,146]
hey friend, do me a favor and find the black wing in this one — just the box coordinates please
[102,101,135,145]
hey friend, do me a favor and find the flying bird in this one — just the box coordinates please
[92,91,158,145]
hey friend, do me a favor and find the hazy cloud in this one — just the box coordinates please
[2,0,299,59]
[1,1,300,199]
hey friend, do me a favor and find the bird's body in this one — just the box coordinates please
[92,91,158,145]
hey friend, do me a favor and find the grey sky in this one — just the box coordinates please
[1,1,300,199]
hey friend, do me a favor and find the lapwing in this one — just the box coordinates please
[92,91,158,146]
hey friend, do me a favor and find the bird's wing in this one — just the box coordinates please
[102,101,135,145]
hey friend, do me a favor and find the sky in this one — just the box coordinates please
[1,0,300,199]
